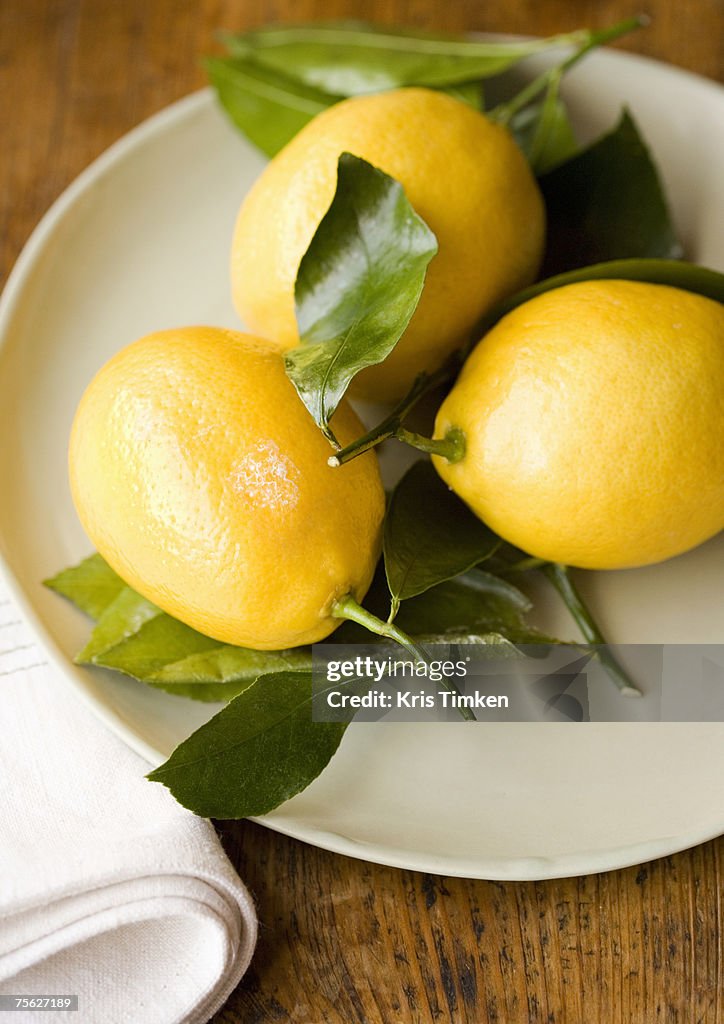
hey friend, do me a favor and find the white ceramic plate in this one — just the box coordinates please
[1,47,724,880]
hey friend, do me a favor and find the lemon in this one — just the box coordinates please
[69,327,385,648]
[433,280,724,569]
[231,87,545,402]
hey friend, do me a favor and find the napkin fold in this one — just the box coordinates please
[0,579,257,1024]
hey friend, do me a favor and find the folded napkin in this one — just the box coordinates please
[0,577,257,1023]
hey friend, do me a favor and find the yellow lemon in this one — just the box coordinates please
[231,87,545,402]
[69,327,384,648]
[433,280,724,569]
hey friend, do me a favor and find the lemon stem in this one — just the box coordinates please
[542,563,642,697]
[507,556,549,573]
[490,15,647,127]
[328,359,459,468]
[395,427,466,463]
[331,594,476,721]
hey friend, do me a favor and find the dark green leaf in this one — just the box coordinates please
[205,55,333,157]
[147,671,347,818]
[491,258,724,327]
[224,21,584,96]
[539,110,682,275]
[384,460,500,614]
[287,153,437,443]
[44,553,126,620]
[395,570,537,640]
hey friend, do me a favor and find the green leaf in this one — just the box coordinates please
[205,52,483,158]
[491,258,724,327]
[80,592,312,691]
[415,626,518,643]
[77,588,163,663]
[224,21,586,96]
[539,110,682,276]
[332,561,550,647]
[415,630,519,650]
[205,55,334,157]
[395,570,539,641]
[147,671,347,818]
[44,553,126,620]
[286,153,437,443]
[50,554,312,700]
[511,73,577,174]
[146,644,312,685]
[441,80,483,109]
[384,460,500,615]
[145,678,260,704]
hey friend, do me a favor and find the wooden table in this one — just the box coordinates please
[3,2,723,1020]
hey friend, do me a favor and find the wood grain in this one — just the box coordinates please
[2,2,723,1022]
[215,825,724,1023]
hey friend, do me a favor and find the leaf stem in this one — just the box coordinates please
[395,426,466,463]
[508,556,549,573]
[331,594,476,720]
[230,25,595,60]
[490,15,647,126]
[322,423,341,451]
[542,563,642,697]
[328,359,459,467]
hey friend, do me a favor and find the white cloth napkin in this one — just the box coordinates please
[0,577,257,1024]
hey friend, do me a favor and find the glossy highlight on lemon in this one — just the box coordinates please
[231,87,545,401]
[433,280,724,569]
[69,327,385,648]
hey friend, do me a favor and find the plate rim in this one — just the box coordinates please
[2,51,724,881]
